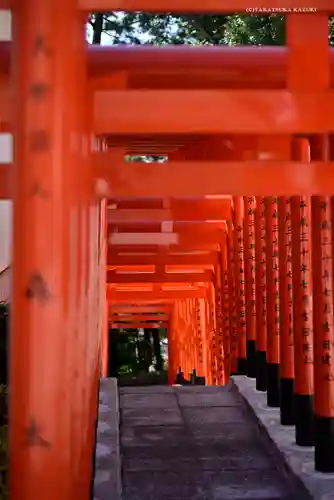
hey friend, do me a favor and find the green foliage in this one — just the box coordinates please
[0,385,7,500]
[0,306,7,387]
[0,309,8,499]
[330,17,334,44]
[119,13,286,45]
[109,328,166,377]
[90,13,334,47]
[225,15,285,45]
[117,332,139,373]
[0,386,6,426]
[126,155,167,163]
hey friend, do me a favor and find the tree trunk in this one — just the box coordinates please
[92,13,103,44]
[142,329,153,372]
[152,329,164,371]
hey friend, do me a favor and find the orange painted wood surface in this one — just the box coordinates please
[110,322,169,328]
[110,314,169,321]
[95,159,334,197]
[4,159,334,199]
[94,90,334,135]
[107,289,209,300]
[108,252,218,266]
[107,270,213,283]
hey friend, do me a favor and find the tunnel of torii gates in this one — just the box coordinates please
[2,0,334,499]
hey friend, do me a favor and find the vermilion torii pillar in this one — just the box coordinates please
[255,196,267,391]
[244,196,257,378]
[278,196,295,426]
[10,2,99,500]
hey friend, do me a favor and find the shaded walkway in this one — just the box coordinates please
[120,383,308,500]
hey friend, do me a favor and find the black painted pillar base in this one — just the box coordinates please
[175,369,185,385]
[315,415,334,472]
[256,350,267,392]
[196,376,206,385]
[190,369,197,385]
[295,394,314,446]
[238,357,247,375]
[267,362,280,407]
[246,339,257,378]
[280,378,295,425]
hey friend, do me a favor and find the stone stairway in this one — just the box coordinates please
[119,383,310,500]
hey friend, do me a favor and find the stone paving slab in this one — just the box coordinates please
[121,383,306,500]
[232,375,334,500]
[189,422,257,439]
[121,393,178,409]
[177,390,242,407]
[122,471,208,500]
[122,453,271,472]
[121,443,270,461]
[119,385,174,394]
[203,469,292,500]
[121,424,189,446]
[122,407,184,426]
[182,406,248,425]
[93,377,121,500]
[173,384,235,393]
[122,463,289,500]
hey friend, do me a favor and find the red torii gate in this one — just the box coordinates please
[4,2,334,500]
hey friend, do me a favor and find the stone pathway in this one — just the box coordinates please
[120,383,309,500]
